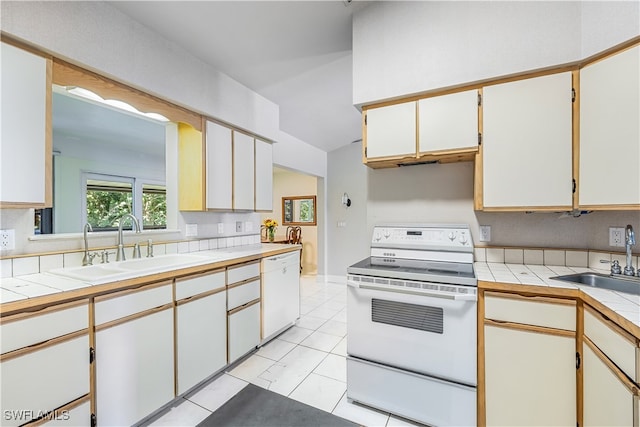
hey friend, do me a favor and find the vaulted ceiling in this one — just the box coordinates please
[107,1,370,152]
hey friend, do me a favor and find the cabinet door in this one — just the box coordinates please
[206,120,233,210]
[233,131,255,210]
[484,325,576,426]
[0,335,89,427]
[418,90,479,153]
[365,101,416,159]
[254,138,273,211]
[176,292,227,394]
[482,72,573,209]
[579,45,640,207]
[95,308,174,426]
[228,302,260,363]
[0,42,49,207]
[583,343,635,426]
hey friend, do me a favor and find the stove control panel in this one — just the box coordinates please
[371,225,473,251]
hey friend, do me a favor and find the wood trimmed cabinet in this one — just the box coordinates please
[479,72,573,210]
[362,39,639,211]
[175,269,227,395]
[179,119,273,212]
[479,285,640,427]
[0,41,52,208]
[482,292,577,426]
[578,45,640,209]
[94,282,175,427]
[363,90,480,168]
[226,261,261,363]
[0,301,90,427]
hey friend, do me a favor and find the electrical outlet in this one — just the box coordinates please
[479,225,491,242]
[217,223,224,234]
[236,221,243,232]
[609,227,625,247]
[0,229,15,251]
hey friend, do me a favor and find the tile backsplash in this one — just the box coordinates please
[473,247,638,271]
[0,235,262,278]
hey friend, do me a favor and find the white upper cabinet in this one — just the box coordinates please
[579,45,640,208]
[418,90,479,153]
[233,131,255,210]
[365,101,416,159]
[481,72,573,209]
[206,120,233,210]
[0,42,50,207]
[254,138,273,211]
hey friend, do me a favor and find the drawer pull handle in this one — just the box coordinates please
[89,347,95,364]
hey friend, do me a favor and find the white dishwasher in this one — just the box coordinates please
[261,251,301,343]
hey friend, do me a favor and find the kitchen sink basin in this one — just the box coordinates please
[48,253,215,284]
[551,272,640,296]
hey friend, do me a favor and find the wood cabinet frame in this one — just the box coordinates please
[478,283,640,427]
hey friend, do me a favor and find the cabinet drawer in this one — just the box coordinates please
[1,301,88,354]
[228,301,260,363]
[176,270,225,300]
[95,283,172,326]
[0,335,89,427]
[484,293,575,331]
[41,398,91,426]
[227,261,260,285]
[584,306,638,381]
[227,279,260,310]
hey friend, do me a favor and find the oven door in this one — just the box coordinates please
[347,276,477,386]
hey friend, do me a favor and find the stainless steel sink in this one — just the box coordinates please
[551,272,640,296]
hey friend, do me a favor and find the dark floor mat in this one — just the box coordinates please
[196,383,359,427]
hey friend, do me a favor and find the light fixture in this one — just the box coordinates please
[61,85,170,122]
[341,192,352,208]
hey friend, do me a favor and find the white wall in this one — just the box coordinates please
[326,142,369,277]
[273,131,327,179]
[325,144,640,276]
[353,1,639,106]
[0,1,323,254]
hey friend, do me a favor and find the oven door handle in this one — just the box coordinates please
[347,280,477,301]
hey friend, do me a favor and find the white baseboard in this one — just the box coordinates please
[316,274,346,285]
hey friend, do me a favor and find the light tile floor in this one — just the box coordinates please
[147,275,424,427]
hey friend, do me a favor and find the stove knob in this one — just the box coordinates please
[384,231,391,239]
[374,233,381,242]
[459,234,468,245]
[448,231,457,241]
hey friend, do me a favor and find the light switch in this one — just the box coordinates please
[217,223,224,234]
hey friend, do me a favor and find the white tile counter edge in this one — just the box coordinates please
[0,244,298,303]
[476,262,640,328]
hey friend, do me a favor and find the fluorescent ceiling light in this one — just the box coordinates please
[63,85,170,123]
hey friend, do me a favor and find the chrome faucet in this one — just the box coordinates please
[82,223,94,266]
[623,224,636,276]
[116,214,141,261]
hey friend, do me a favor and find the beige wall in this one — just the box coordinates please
[262,168,318,274]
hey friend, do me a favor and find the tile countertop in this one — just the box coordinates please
[476,262,640,332]
[0,244,298,306]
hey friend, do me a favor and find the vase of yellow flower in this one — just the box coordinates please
[263,218,278,242]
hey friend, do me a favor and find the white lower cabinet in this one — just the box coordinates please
[94,284,174,427]
[228,301,260,363]
[583,342,635,426]
[176,291,227,394]
[0,335,90,427]
[484,325,576,426]
[41,398,91,427]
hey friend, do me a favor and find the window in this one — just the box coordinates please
[81,173,166,231]
[142,184,167,229]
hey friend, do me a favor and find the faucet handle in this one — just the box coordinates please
[101,250,115,264]
[133,243,142,259]
[147,239,154,258]
[611,260,622,275]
